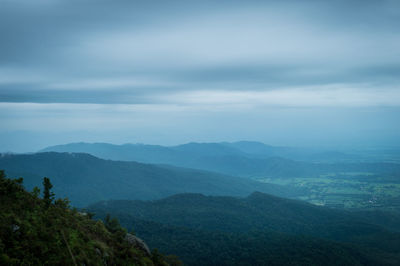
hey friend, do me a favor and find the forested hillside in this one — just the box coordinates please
[88,192,400,265]
[125,220,376,266]
[0,170,174,265]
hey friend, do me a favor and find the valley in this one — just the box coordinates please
[258,173,400,210]
[39,141,400,212]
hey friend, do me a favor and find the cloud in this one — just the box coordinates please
[154,85,400,108]
[0,0,400,151]
[1,1,399,105]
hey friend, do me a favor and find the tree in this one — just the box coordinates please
[42,177,55,208]
[104,214,124,233]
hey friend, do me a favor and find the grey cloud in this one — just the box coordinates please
[1,0,399,67]
[1,63,399,104]
[0,84,169,104]
[171,63,400,88]
[1,0,400,151]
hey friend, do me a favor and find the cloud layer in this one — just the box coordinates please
[0,0,399,151]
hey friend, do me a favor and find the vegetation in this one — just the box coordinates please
[42,177,55,208]
[88,192,400,265]
[0,170,173,265]
[128,220,376,266]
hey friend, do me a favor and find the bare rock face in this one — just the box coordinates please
[124,233,151,256]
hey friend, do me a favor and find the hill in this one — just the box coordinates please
[126,219,376,266]
[0,171,173,265]
[88,192,400,265]
[88,192,400,240]
[41,142,400,178]
[0,152,298,207]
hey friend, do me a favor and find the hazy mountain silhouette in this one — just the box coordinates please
[41,142,400,178]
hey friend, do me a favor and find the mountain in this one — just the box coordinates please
[41,142,182,164]
[88,192,400,265]
[88,192,400,239]
[125,219,376,266]
[0,152,299,207]
[41,142,400,178]
[223,141,362,162]
[40,141,340,162]
[221,141,306,158]
[172,142,245,157]
[0,171,172,265]
[41,142,311,178]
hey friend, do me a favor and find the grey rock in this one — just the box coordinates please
[95,248,101,256]
[11,224,20,232]
[124,233,151,256]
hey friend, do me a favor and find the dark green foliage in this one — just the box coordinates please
[42,177,55,208]
[104,214,125,234]
[0,171,170,265]
[88,192,400,240]
[133,222,375,266]
[89,192,400,265]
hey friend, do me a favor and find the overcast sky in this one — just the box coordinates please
[1,0,399,152]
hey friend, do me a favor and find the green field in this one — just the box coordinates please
[257,173,400,210]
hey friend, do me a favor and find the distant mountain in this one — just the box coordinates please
[221,141,301,158]
[40,141,331,162]
[0,152,299,207]
[41,142,400,178]
[173,142,245,157]
[224,141,362,161]
[88,192,400,265]
[41,142,178,164]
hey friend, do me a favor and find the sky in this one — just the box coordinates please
[0,0,400,152]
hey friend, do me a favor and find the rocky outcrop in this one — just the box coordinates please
[124,233,151,256]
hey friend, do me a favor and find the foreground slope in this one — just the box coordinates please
[88,192,400,265]
[0,171,170,265]
[0,152,296,207]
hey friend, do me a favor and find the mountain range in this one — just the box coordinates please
[41,142,400,178]
[1,142,400,264]
[0,152,301,207]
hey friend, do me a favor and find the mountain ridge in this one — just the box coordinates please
[40,142,400,179]
[0,152,300,207]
